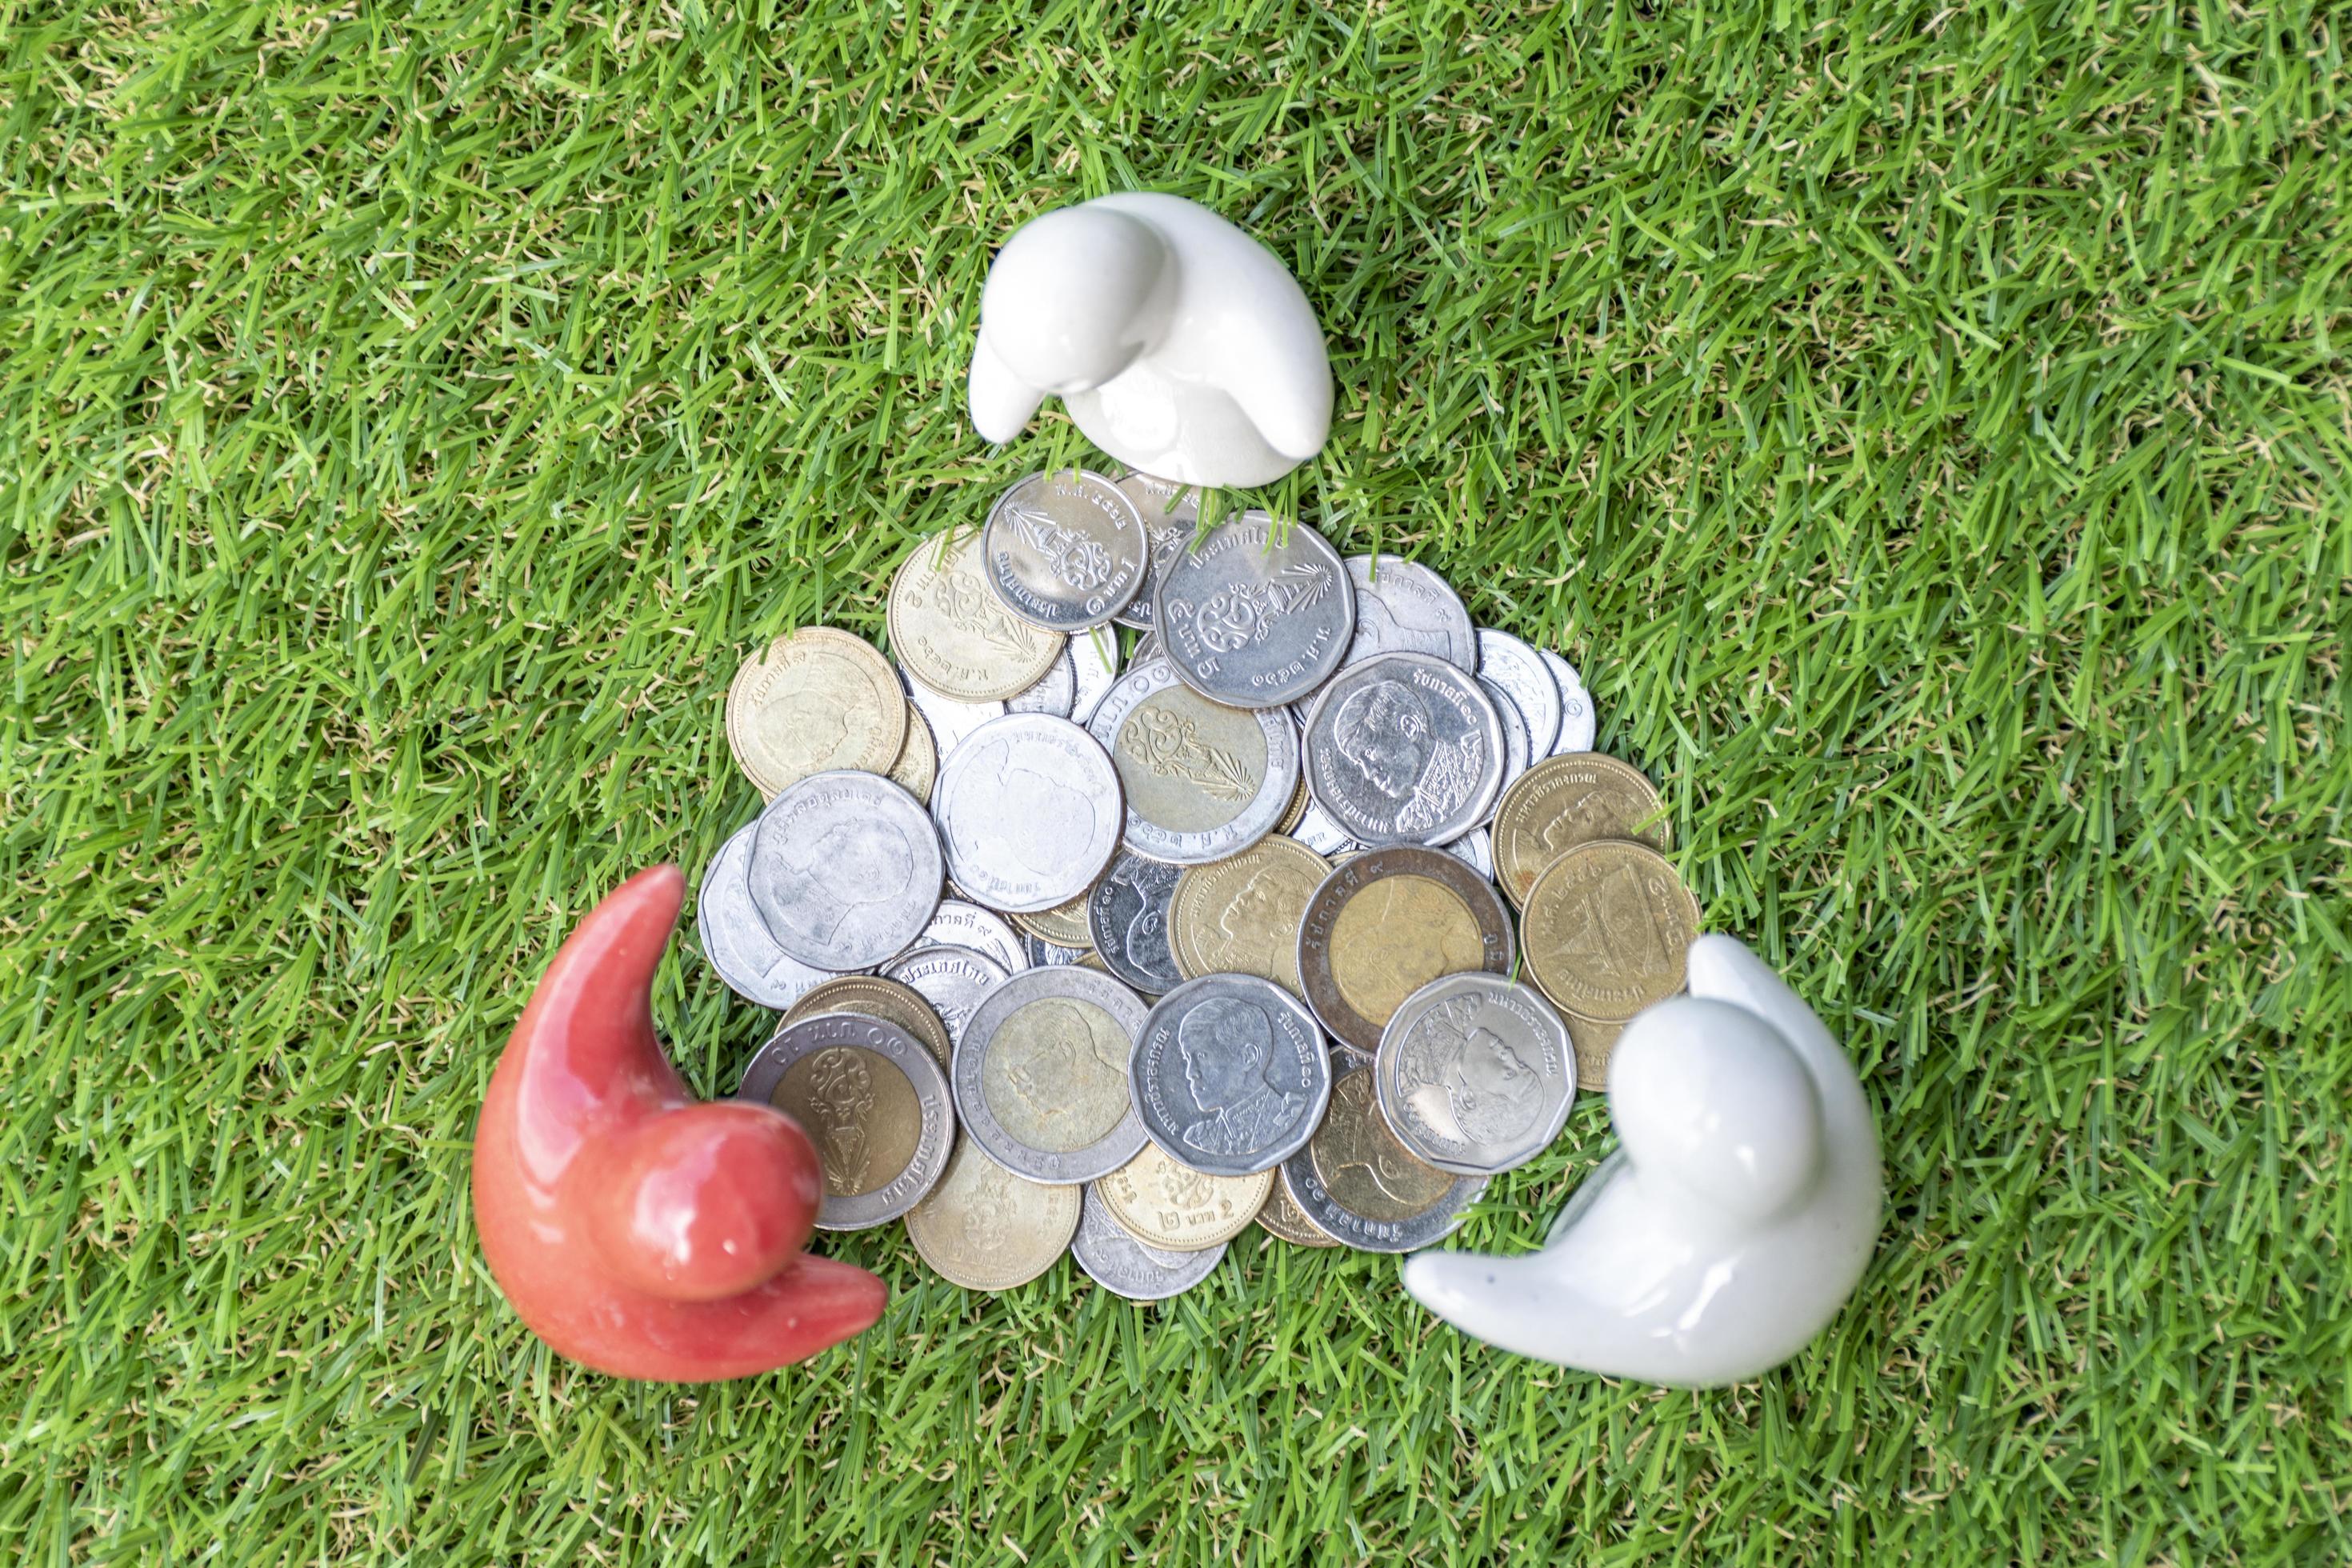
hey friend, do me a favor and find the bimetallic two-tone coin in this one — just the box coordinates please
[953,966,1150,1184]
[1375,974,1574,1175]
[903,1137,1080,1291]
[930,714,1122,914]
[1071,1184,1227,1300]
[1111,471,1202,632]
[1087,657,1298,865]
[1301,653,1505,848]
[1491,754,1668,906]
[880,944,1009,1054]
[906,898,1026,975]
[1479,674,1531,810]
[1474,629,1562,755]
[886,704,938,804]
[887,530,1064,702]
[1280,1066,1486,1253]
[983,470,1148,631]
[1086,850,1183,996]
[1097,1143,1271,1251]
[739,1012,954,1230]
[1538,648,1597,754]
[1170,834,1331,997]
[1154,513,1354,709]
[748,771,944,970]
[1297,846,1515,1056]
[697,819,838,1009]
[1130,974,1330,1177]
[726,627,907,800]
[1254,1179,1341,1248]
[781,974,953,1071]
[1521,840,1700,1024]
[1342,555,1476,672]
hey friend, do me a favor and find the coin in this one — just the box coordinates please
[1169,834,1331,996]
[738,1012,954,1230]
[888,530,1064,701]
[696,818,839,1009]
[1297,846,1515,1056]
[1374,974,1574,1175]
[1479,674,1530,809]
[1491,754,1669,906]
[1130,974,1331,1176]
[1301,652,1506,847]
[1537,647,1597,754]
[1521,840,1700,1023]
[1563,1014,1623,1094]
[1154,512,1354,709]
[1444,826,1495,882]
[1276,764,1309,834]
[904,1136,1081,1290]
[1010,891,1094,948]
[906,898,1027,975]
[726,627,907,799]
[1005,644,1077,717]
[1290,799,1362,858]
[1086,657,1298,865]
[880,944,1010,1054]
[1022,933,1090,968]
[1474,629,1562,754]
[1342,554,1476,672]
[1085,850,1183,995]
[886,703,938,803]
[953,966,1150,1184]
[1098,1142,1273,1251]
[983,470,1148,631]
[1071,1184,1227,1300]
[782,975,954,1071]
[930,714,1122,913]
[748,770,945,970]
[1253,1178,1341,1247]
[1070,626,1122,724]
[898,663,1007,758]
[1111,471,1201,631]
[1279,1066,1486,1252]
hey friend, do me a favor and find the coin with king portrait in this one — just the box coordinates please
[930,714,1123,913]
[1374,974,1574,1175]
[747,770,945,970]
[738,1012,955,1230]
[1130,974,1332,1178]
[1302,652,1505,848]
[953,966,1150,1184]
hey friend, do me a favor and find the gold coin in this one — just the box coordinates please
[1521,840,1700,1022]
[766,1045,924,1200]
[1493,754,1669,906]
[887,530,1063,702]
[904,1137,1080,1290]
[886,703,937,804]
[1010,891,1094,947]
[1302,1067,1454,1224]
[726,627,906,800]
[1075,951,1110,973]
[1098,1142,1272,1252]
[1328,875,1488,1029]
[781,977,954,1072]
[1564,1013,1623,1094]
[1170,835,1330,996]
[1253,1178,1340,1248]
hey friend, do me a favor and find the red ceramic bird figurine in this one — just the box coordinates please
[472,864,886,1380]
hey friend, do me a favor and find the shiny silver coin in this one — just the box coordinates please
[1130,974,1332,1177]
[1086,656,1298,865]
[697,818,839,1008]
[1300,653,1506,847]
[1071,1184,1227,1300]
[1005,645,1077,717]
[954,966,1150,1183]
[1537,647,1597,754]
[982,469,1148,631]
[1474,629,1562,754]
[1085,849,1183,996]
[1479,674,1531,809]
[748,770,945,970]
[738,1011,955,1230]
[1110,471,1202,631]
[1444,826,1495,882]
[906,898,1027,976]
[1154,512,1354,709]
[930,714,1122,914]
[1280,1065,1488,1252]
[1070,626,1122,725]
[1342,554,1477,672]
[898,662,1008,757]
[1374,974,1574,1175]
[1290,800,1363,858]
[881,943,1010,1052]
[1022,932,1090,968]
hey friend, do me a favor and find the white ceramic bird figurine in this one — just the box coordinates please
[1402,935,1883,1387]
[968,193,1333,490]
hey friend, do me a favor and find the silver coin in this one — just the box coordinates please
[898,662,1008,757]
[1474,629,1562,754]
[1374,974,1574,1175]
[1070,1184,1226,1300]
[907,898,1026,974]
[738,1011,955,1230]
[1086,656,1298,864]
[954,966,1150,1183]
[1130,974,1331,1177]
[1005,645,1077,718]
[1479,674,1531,808]
[1154,512,1354,709]
[1085,850,1182,995]
[1110,471,1202,631]
[1022,933,1090,969]
[1300,653,1506,847]
[930,714,1123,914]
[881,943,1010,1051]
[1281,1066,1488,1252]
[1342,555,1476,672]
[1131,629,1160,668]
[1537,648,1597,754]
[1445,827,1495,882]
[982,469,1148,631]
[1290,800,1363,858]
[697,818,840,1008]
[1069,626,1122,725]
[748,770,944,970]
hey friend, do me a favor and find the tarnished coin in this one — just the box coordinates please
[1297,846,1515,1056]
[931,714,1122,914]
[898,664,1006,758]
[1563,1014,1623,1094]
[1022,933,1090,968]
[697,818,838,1009]
[1342,554,1476,672]
[1301,652,1506,847]
[1098,1142,1273,1250]
[726,627,908,799]
[982,470,1148,631]
[1445,827,1495,882]
[1474,629,1562,754]
[1087,657,1298,864]
[1290,800,1362,858]
[1376,974,1574,1174]
[888,530,1064,701]
[1522,840,1700,1023]
[749,771,944,970]
[1480,674,1530,809]
[953,966,1150,1184]
[1492,754,1669,906]
[1070,626,1122,724]
[1170,834,1331,996]
[1130,974,1330,1176]
[1111,471,1202,631]
[782,975,954,1072]
[1010,891,1094,949]
[886,703,938,803]
[738,1012,954,1230]
[904,1136,1081,1290]
[881,944,1010,1053]
[1086,850,1183,995]
[1254,1178,1341,1248]
[1280,1066,1486,1252]
[1277,765,1310,834]
[906,898,1026,975]
[1005,644,1077,717]
[1154,512,1354,709]
[1071,1184,1226,1300]
[1538,647,1597,754]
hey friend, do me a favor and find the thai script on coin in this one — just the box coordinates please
[1290,799,1362,858]
[904,1137,1080,1291]
[982,469,1148,631]
[1297,845,1516,1056]
[1301,652,1505,847]
[1154,512,1354,709]
[1538,647,1597,754]
[880,944,1010,1052]
[1170,834,1331,996]
[1562,1014,1623,1094]
[1521,840,1700,1023]
[1070,1184,1227,1300]
[906,898,1027,975]
[782,975,954,1071]
[748,771,944,970]
[1491,753,1668,906]
[1087,656,1298,864]
[697,818,838,1009]
[1098,1142,1271,1251]
[888,530,1064,701]
[930,714,1122,913]
[726,627,907,799]
[1086,850,1183,996]
[1342,554,1476,672]
[738,1012,954,1230]
[953,966,1150,1184]
[1474,629,1562,755]
[1375,974,1574,1175]
[1130,974,1331,1177]
[1111,471,1202,631]
[1280,1066,1486,1252]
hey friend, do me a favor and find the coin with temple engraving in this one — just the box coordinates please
[1521,840,1700,1023]
[1086,850,1184,996]
[1170,834,1331,997]
[1375,974,1574,1175]
[1280,1064,1486,1252]
[738,1012,954,1230]
[1154,513,1354,709]
[931,714,1122,914]
[1071,1183,1226,1300]
[781,974,954,1072]
[1491,754,1668,906]
[880,943,1010,1054]
[1341,554,1477,672]
[1301,653,1505,848]
[953,966,1150,1184]
[1112,471,1202,631]
[1098,1142,1272,1251]
[889,530,1064,702]
[726,627,907,799]
[1087,656,1297,865]
[748,771,945,970]
[1296,846,1515,1057]
[1130,974,1330,1178]
[1474,629,1562,755]
[982,470,1147,631]
[904,1136,1080,1291]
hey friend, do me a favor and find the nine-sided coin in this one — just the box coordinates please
[888,530,1064,701]
[1297,846,1515,1056]
[1086,849,1183,996]
[1154,513,1354,709]
[1301,652,1505,847]
[1474,629,1562,754]
[953,966,1150,1184]
[748,770,945,970]
[1087,656,1298,864]
[1520,840,1700,1023]
[738,1012,955,1230]
[697,818,838,1009]
[1130,974,1330,1177]
[904,1136,1082,1291]
[781,974,954,1071]
[726,627,908,799]
[1071,1184,1227,1300]
[1342,554,1476,672]
[1097,1142,1273,1252]
[880,943,1010,1054]
[1280,1065,1487,1253]
[1491,753,1669,906]
[930,714,1122,913]
[1111,471,1202,631]
[1375,974,1574,1175]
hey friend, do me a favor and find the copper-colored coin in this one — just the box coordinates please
[1097,1142,1271,1252]
[1010,891,1094,948]
[1492,754,1668,906]
[725,627,906,799]
[1170,835,1331,997]
[886,702,938,804]
[1563,1013,1624,1094]
[1279,1065,1484,1252]
[887,530,1063,702]
[904,1137,1080,1291]
[780,978,954,1072]
[1296,846,1514,1055]
[1520,840,1700,1024]
[1253,1178,1341,1248]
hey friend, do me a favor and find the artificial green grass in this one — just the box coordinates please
[4,2,2347,1562]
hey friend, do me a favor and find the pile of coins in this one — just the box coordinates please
[698,469,1698,1300]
